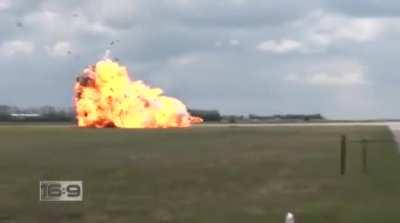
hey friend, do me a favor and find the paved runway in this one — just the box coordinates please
[386,123,400,148]
[200,122,389,127]
[200,122,400,148]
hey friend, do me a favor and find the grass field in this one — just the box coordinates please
[0,124,400,223]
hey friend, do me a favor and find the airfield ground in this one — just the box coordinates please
[0,124,399,222]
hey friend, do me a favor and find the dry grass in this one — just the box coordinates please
[0,124,399,222]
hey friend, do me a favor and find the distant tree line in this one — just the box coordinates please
[0,104,325,123]
[188,109,222,122]
[0,105,74,122]
[249,114,324,121]
[0,106,224,123]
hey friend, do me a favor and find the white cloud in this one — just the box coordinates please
[0,0,11,11]
[214,40,240,48]
[46,41,73,57]
[284,74,300,82]
[214,41,223,47]
[83,0,136,28]
[174,0,193,6]
[0,40,34,56]
[303,11,386,45]
[169,55,199,66]
[229,39,240,46]
[25,10,58,27]
[285,61,367,86]
[257,39,303,53]
[24,9,116,37]
[76,20,114,34]
[231,0,247,6]
[307,72,365,86]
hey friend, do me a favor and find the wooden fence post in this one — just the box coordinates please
[340,135,347,175]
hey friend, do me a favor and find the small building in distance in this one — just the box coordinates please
[0,105,75,122]
[10,113,41,118]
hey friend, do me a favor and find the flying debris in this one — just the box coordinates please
[16,21,23,28]
[110,40,120,46]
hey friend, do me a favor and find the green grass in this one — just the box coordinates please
[0,124,399,222]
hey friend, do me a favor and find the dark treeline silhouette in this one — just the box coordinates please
[0,106,224,123]
[249,114,324,121]
[0,105,324,123]
[188,109,222,122]
[0,105,74,122]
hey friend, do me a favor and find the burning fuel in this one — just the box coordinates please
[74,59,203,128]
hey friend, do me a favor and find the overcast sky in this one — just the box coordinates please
[1,0,400,118]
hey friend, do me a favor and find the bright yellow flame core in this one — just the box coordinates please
[74,59,202,128]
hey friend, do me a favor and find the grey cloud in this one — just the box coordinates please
[1,0,400,119]
[160,0,320,27]
[322,0,400,17]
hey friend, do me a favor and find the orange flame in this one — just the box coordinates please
[74,59,203,128]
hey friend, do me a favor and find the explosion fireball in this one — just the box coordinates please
[74,59,203,128]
